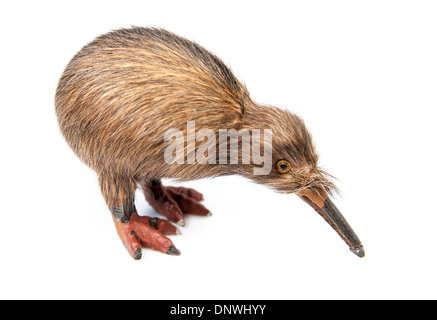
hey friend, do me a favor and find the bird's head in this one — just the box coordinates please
[241,105,364,257]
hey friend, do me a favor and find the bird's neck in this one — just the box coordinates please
[241,102,277,130]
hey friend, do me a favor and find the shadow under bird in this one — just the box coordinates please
[55,27,364,260]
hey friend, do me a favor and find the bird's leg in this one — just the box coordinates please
[98,174,180,260]
[142,179,211,226]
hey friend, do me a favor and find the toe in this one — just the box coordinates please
[125,230,142,260]
[113,215,143,260]
[168,186,204,201]
[131,220,181,255]
[131,213,181,235]
[147,187,185,225]
[171,192,211,216]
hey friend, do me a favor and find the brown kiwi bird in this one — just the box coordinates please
[55,27,364,260]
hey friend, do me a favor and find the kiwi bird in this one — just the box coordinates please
[55,27,364,260]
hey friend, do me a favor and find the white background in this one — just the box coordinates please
[1,1,436,300]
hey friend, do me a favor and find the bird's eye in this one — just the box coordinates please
[276,160,291,174]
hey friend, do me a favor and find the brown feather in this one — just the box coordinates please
[55,26,336,208]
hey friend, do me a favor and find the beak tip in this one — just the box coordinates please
[350,245,365,258]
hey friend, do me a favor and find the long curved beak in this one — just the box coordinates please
[296,188,365,258]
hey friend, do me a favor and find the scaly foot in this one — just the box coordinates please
[143,180,211,226]
[113,211,181,260]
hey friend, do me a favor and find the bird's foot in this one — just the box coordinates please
[113,211,181,260]
[143,180,211,226]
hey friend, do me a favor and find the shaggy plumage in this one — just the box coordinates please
[55,27,334,199]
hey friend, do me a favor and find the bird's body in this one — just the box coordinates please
[56,27,247,180]
[55,27,364,259]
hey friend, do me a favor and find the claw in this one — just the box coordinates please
[133,247,142,260]
[167,245,181,255]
